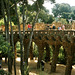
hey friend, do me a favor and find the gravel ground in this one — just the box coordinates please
[1,58,75,75]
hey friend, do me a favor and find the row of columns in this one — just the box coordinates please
[14,38,75,75]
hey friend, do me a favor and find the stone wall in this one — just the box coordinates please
[34,23,45,30]
[0,22,75,31]
[52,22,75,29]
[72,22,75,29]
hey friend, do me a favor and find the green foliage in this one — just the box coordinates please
[52,3,71,17]
[52,3,75,22]
[47,15,54,24]
[11,16,17,25]
[16,41,20,51]
[24,64,29,75]
[33,42,38,57]
[16,41,20,57]
[27,11,36,24]
[38,10,49,23]
[33,49,39,57]
[11,6,22,25]
[0,69,8,75]
[58,46,65,64]
[50,46,53,61]
[59,3,71,13]
[71,6,75,12]
[52,3,60,17]
[43,46,53,62]
[31,0,44,12]
[17,0,55,24]
[70,11,75,20]
[60,18,68,24]
[62,12,71,20]
[43,49,46,60]
[0,19,4,26]
[58,18,68,24]
[0,35,11,54]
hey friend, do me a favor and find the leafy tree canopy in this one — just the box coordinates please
[0,0,55,25]
[52,3,71,17]
[52,3,75,22]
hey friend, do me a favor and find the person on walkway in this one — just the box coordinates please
[28,24,32,30]
[52,24,56,29]
[28,24,30,30]
[58,26,62,30]
[46,25,49,30]
[62,25,65,30]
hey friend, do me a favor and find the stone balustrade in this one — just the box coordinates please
[0,30,75,38]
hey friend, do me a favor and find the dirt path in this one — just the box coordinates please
[1,58,75,75]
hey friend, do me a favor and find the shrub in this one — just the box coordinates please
[0,69,8,75]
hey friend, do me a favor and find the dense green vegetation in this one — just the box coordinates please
[52,3,75,23]
[0,2,75,25]
[0,19,4,26]
[0,35,11,54]
[0,69,8,75]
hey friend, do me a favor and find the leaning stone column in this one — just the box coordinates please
[37,42,44,69]
[45,43,50,62]
[51,45,60,72]
[65,43,74,75]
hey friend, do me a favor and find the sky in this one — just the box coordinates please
[43,0,75,14]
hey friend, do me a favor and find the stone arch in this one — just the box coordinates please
[13,34,20,58]
[33,36,45,69]
[11,31,75,75]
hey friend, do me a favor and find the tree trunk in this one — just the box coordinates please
[22,1,26,37]
[1,0,8,64]
[9,11,16,75]
[5,55,7,63]
[26,10,40,65]
[1,0,12,74]
[1,0,7,39]
[45,43,50,62]
[29,42,33,60]
[6,0,13,74]
[24,40,28,62]
[14,0,24,74]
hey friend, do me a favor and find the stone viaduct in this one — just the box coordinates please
[0,30,75,75]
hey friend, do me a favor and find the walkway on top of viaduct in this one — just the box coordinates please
[1,29,75,45]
